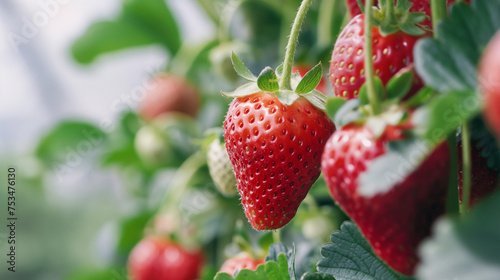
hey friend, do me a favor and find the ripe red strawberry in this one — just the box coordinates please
[224,92,335,230]
[219,253,265,276]
[347,0,470,27]
[458,140,499,207]
[480,32,500,140]
[128,237,204,280]
[139,74,200,121]
[321,124,450,275]
[293,65,327,94]
[330,14,424,100]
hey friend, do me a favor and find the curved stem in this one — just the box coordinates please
[446,136,459,214]
[158,151,207,215]
[460,123,472,214]
[280,0,314,91]
[196,0,220,23]
[431,0,459,215]
[317,0,339,47]
[363,0,381,115]
[168,41,216,79]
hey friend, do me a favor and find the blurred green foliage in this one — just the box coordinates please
[25,0,351,279]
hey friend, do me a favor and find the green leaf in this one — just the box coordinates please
[399,22,425,36]
[412,90,481,142]
[386,68,414,100]
[470,116,500,171]
[258,232,275,252]
[122,0,181,53]
[201,265,218,280]
[334,99,363,128]
[117,211,154,254]
[215,273,236,280]
[72,20,158,64]
[359,77,384,105]
[358,138,433,197]
[266,242,320,280]
[214,254,291,280]
[275,90,300,106]
[416,191,500,280]
[317,222,414,280]
[406,12,428,25]
[300,273,335,280]
[65,268,126,280]
[72,0,180,64]
[326,97,347,120]
[395,0,412,11]
[414,0,500,93]
[302,91,328,112]
[295,63,323,94]
[101,142,142,169]
[231,52,257,82]
[119,111,143,139]
[403,87,434,107]
[222,82,261,98]
[266,243,295,280]
[276,64,284,78]
[257,67,280,92]
[36,121,106,165]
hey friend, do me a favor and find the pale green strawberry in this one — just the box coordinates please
[207,138,237,197]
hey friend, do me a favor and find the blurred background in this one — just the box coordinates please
[0,0,347,279]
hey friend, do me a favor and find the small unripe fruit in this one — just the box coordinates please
[134,125,171,166]
[134,114,200,167]
[139,74,200,120]
[207,138,237,197]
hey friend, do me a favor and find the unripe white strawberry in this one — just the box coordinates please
[207,138,237,197]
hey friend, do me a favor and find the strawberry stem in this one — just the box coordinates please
[280,0,314,91]
[430,0,447,32]
[158,151,206,216]
[460,123,472,214]
[363,0,382,115]
[431,0,459,214]
[272,229,282,244]
[385,0,395,24]
[317,0,343,47]
[446,137,459,214]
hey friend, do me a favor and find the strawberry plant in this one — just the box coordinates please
[25,0,500,279]
[329,1,426,100]
[222,0,336,230]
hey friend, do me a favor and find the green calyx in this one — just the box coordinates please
[327,66,429,137]
[221,52,327,111]
[221,0,327,111]
[371,0,428,36]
